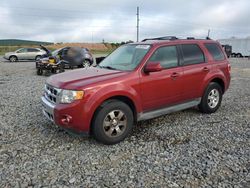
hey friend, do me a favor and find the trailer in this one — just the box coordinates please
[218,37,250,57]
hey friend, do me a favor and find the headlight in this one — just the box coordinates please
[59,89,84,104]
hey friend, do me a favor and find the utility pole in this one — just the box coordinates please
[207,29,211,39]
[136,6,140,42]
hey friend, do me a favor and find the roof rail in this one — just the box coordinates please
[141,36,212,42]
[141,36,178,42]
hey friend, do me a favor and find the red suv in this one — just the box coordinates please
[42,36,231,144]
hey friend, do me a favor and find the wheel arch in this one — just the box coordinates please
[89,95,137,134]
[9,55,18,61]
[205,77,225,94]
[210,77,225,93]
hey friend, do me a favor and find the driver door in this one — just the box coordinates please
[140,45,183,111]
[16,48,28,60]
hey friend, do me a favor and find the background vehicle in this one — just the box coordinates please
[42,36,231,145]
[222,45,232,58]
[4,48,46,62]
[36,47,94,75]
[38,46,93,67]
[219,37,250,57]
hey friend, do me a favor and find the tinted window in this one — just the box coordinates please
[181,44,205,65]
[149,46,178,69]
[205,43,225,61]
[28,48,39,52]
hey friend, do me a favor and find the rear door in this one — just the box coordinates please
[27,48,39,59]
[181,43,212,100]
[140,45,184,111]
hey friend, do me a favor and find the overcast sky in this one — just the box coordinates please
[0,0,249,43]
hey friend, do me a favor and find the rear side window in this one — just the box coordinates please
[181,44,205,65]
[149,46,178,69]
[28,48,39,52]
[205,43,225,61]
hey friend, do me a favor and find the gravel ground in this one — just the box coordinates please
[0,58,249,187]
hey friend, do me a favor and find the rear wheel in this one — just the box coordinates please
[92,100,134,145]
[78,59,91,68]
[35,55,42,61]
[199,82,223,113]
[9,56,18,62]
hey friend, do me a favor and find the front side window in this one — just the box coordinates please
[205,43,225,61]
[181,44,205,65]
[99,44,151,71]
[148,46,178,69]
[17,48,27,53]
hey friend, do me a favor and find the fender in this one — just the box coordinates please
[82,82,142,128]
[201,70,226,95]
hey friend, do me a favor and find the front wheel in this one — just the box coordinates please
[198,82,223,114]
[9,56,18,62]
[92,100,134,145]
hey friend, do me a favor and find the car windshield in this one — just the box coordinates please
[99,44,151,71]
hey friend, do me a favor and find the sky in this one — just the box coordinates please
[0,0,249,43]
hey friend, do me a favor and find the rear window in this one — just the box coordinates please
[205,43,225,61]
[181,44,205,65]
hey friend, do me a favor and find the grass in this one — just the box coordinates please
[0,46,115,56]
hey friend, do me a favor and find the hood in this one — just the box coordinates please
[5,52,15,56]
[47,67,128,90]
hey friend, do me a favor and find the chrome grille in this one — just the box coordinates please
[44,84,61,104]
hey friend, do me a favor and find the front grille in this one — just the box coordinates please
[44,84,61,104]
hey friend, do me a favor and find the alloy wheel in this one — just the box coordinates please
[207,89,220,108]
[103,110,127,138]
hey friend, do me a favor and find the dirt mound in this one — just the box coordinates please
[46,43,110,51]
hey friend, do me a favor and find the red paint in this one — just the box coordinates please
[45,39,231,133]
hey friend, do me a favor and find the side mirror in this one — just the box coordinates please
[144,61,163,73]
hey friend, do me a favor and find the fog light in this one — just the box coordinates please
[61,115,72,125]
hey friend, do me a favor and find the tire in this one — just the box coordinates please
[236,53,242,58]
[37,68,43,75]
[92,100,134,145]
[9,56,18,62]
[35,55,42,61]
[59,64,65,73]
[51,68,57,74]
[198,82,223,114]
[78,59,92,68]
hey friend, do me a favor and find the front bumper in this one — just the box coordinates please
[3,56,8,60]
[41,96,90,134]
[42,96,55,122]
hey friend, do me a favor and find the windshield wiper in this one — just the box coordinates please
[99,65,118,70]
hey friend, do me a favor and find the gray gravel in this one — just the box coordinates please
[0,58,250,187]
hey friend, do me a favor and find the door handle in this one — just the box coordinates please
[171,72,179,78]
[203,67,210,72]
